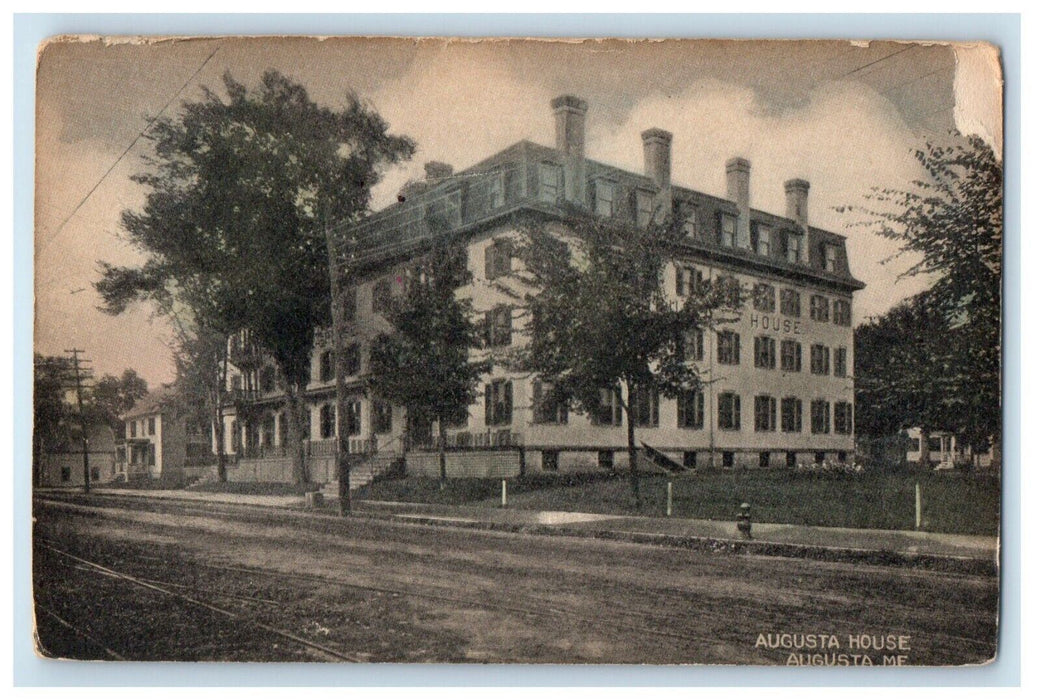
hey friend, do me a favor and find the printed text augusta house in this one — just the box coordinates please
[219,96,864,480]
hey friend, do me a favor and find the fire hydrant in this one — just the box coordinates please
[736,502,753,539]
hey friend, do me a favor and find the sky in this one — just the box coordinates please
[33,37,1003,388]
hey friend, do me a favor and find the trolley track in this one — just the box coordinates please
[36,542,366,662]
[32,492,998,664]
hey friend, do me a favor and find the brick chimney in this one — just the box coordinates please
[726,157,752,250]
[641,128,672,190]
[551,95,588,204]
[785,178,811,263]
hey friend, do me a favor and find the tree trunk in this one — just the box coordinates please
[624,382,639,507]
[284,385,307,484]
[438,420,448,484]
[215,353,228,482]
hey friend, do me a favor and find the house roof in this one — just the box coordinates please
[122,386,177,420]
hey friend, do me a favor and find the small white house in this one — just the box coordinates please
[905,428,994,468]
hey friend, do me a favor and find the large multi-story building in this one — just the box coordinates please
[220,95,863,480]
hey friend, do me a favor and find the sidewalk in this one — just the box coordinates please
[52,487,998,570]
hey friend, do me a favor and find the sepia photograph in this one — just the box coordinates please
[30,34,1003,668]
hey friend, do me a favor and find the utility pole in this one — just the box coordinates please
[324,214,353,516]
[64,348,93,494]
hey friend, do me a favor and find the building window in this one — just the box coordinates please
[485,305,512,347]
[719,213,738,247]
[147,444,156,467]
[834,401,853,435]
[345,343,361,376]
[780,288,801,317]
[810,294,830,322]
[319,350,333,382]
[260,366,277,393]
[754,336,776,369]
[824,245,839,272]
[532,379,568,425]
[632,385,659,428]
[346,401,362,436]
[717,330,741,365]
[261,414,275,447]
[129,421,137,438]
[718,392,741,431]
[675,266,702,297]
[754,395,777,432]
[753,283,776,312]
[681,329,704,362]
[636,190,655,228]
[542,450,560,472]
[834,347,848,378]
[781,397,802,433]
[753,223,772,256]
[147,417,156,435]
[61,466,71,482]
[781,340,802,372]
[484,379,513,427]
[677,389,704,429]
[537,162,563,203]
[473,169,505,213]
[278,413,286,445]
[592,386,623,427]
[786,232,803,263]
[810,344,831,375]
[680,206,698,238]
[484,239,512,280]
[372,277,393,314]
[718,275,741,308]
[231,374,242,392]
[811,400,831,435]
[594,179,618,217]
[373,399,393,434]
[320,404,335,440]
[833,299,852,326]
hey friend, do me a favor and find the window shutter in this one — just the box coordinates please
[485,243,496,280]
[484,384,493,426]
[532,380,542,423]
[503,381,513,424]
[675,267,685,296]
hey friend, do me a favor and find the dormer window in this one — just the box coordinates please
[786,231,803,263]
[824,244,839,272]
[719,213,738,247]
[674,202,697,238]
[753,223,772,256]
[636,190,655,228]
[537,162,562,203]
[424,189,462,231]
[594,179,618,217]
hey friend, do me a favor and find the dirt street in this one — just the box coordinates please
[32,493,998,665]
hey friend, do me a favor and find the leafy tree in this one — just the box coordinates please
[33,354,73,486]
[367,236,489,483]
[92,369,149,431]
[840,134,1002,462]
[510,210,741,504]
[854,292,952,468]
[96,70,415,483]
[172,326,229,481]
